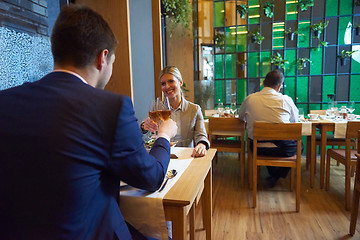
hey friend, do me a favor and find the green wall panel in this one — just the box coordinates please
[339,0,353,16]
[273,22,285,49]
[225,27,236,53]
[284,77,295,100]
[237,79,247,104]
[309,104,321,111]
[215,80,224,105]
[350,75,360,101]
[214,2,224,27]
[214,55,224,79]
[248,0,260,25]
[260,51,271,77]
[325,0,339,17]
[236,26,248,52]
[286,1,298,21]
[323,76,336,102]
[297,76,308,103]
[225,54,236,79]
[285,49,296,76]
[310,48,323,75]
[338,17,352,45]
[248,52,259,78]
[298,21,310,48]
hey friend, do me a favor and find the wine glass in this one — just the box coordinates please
[148,98,161,139]
[347,101,355,114]
[230,102,237,116]
[158,97,172,121]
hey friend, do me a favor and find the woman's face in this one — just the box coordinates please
[160,73,182,100]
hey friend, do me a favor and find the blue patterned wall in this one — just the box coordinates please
[0,27,53,90]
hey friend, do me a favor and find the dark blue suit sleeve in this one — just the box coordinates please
[109,96,170,191]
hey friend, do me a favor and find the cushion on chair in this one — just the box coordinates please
[328,149,358,160]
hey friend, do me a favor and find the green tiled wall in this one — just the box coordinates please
[213,0,360,114]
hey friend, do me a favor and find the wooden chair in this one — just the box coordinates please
[208,117,246,183]
[325,122,360,210]
[349,130,360,236]
[310,110,327,115]
[250,122,302,212]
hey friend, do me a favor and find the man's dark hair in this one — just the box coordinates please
[263,70,284,89]
[51,4,118,68]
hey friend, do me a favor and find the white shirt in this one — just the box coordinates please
[239,87,299,139]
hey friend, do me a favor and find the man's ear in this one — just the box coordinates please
[96,49,109,71]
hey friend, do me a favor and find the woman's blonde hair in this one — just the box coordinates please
[159,66,183,83]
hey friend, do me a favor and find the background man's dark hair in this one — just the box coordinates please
[51,4,118,68]
[263,70,284,89]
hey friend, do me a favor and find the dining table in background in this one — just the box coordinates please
[307,118,360,189]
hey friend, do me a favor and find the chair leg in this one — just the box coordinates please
[346,165,351,211]
[351,166,355,178]
[248,152,253,190]
[350,184,360,236]
[296,165,301,212]
[290,168,295,191]
[239,153,244,185]
[253,162,257,208]
[325,153,331,191]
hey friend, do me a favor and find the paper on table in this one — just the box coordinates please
[119,147,193,240]
[301,122,312,136]
[334,120,347,138]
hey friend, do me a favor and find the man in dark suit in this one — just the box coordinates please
[0,4,177,240]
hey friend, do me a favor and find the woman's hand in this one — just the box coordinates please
[143,117,159,133]
[191,143,207,158]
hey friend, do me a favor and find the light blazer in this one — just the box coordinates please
[0,72,170,240]
[170,97,210,148]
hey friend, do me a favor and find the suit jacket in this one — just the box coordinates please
[0,72,170,240]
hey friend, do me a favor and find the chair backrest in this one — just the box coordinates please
[204,109,218,117]
[208,117,245,135]
[346,122,360,139]
[310,110,327,115]
[358,130,360,153]
[253,122,302,141]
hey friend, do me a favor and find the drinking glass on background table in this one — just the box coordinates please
[230,102,237,116]
[347,101,355,114]
[217,102,224,116]
[298,108,304,121]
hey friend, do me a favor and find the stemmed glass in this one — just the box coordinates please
[230,102,237,116]
[148,98,161,139]
[158,97,172,121]
[347,101,355,114]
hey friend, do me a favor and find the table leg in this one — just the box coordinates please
[170,207,186,240]
[310,124,316,188]
[203,167,212,240]
[189,204,195,240]
[320,125,329,189]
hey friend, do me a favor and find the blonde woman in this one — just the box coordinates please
[142,66,209,157]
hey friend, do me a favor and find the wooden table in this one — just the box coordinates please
[163,148,216,240]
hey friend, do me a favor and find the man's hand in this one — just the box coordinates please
[157,119,177,142]
[191,143,207,158]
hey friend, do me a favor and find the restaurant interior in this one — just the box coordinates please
[1,0,360,239]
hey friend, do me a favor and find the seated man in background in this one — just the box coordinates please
[0,4,177,240]
[239,70,299,187]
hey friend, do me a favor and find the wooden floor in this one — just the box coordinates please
[191,152,360,240]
